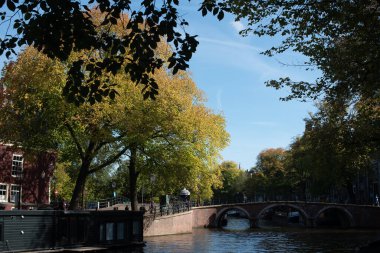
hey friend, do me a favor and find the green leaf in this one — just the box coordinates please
[16,27,23,34]
[109,90,116,100]
[6,0,15,11]
[217,11,224,21]
[95,93,102,102]
[213,7,219,16]
[201,7,207,17]
[172,65,179,75]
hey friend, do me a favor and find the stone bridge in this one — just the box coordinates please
[191,201,380,228]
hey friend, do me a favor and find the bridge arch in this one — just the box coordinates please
[314,206,355,228]
[255,203,310,227]
[214,206,251,228]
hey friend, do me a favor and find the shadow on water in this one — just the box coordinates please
[100,206,380,252]
[257,205,306,229]
[103,228,380,253]
[103,209,380,253]
[220,209,251,231]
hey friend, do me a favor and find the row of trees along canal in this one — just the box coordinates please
[0,1,379,208]
[0,11,230,210]
[216,125,379,205]
[213,0,380,206]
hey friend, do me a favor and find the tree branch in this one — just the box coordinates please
[88,145,129,174]
[65,122,85,160]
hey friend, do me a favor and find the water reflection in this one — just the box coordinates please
[222,216,251,231]
[142,228,380,253]
[106,218,380,253]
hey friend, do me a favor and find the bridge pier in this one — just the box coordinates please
[305,218,315,228]
[250,218,258,228]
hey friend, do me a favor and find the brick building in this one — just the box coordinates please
[0,143,56,210]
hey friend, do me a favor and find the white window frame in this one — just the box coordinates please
[11,154,23,177]
[10,184,21,203]
[0,184,7,203]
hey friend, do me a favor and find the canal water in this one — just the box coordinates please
[115,218,380,253]
[112,218,380,253]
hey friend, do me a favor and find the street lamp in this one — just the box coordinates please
[180,188,190,201]
[150,175,156,201]
[180,188,191,210]
[112,181,116,198]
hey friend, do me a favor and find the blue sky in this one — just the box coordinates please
[179,1,321,169]
[0,1,321,170]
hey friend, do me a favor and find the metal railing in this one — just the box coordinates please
[146,203,191,218]
[86,196,130,209]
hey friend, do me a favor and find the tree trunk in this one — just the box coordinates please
[345,180,356,204]
[69,162,89,210]
[302,182,307,202]
[128,144,139,211]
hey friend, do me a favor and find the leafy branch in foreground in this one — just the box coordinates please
[0,0,199,105]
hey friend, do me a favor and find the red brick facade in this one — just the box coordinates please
[0,144,56,210]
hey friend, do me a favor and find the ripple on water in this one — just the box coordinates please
[143,226,380,253]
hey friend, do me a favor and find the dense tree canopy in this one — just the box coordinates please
[212,161,246,203]
[0,0,214,104]
[252,148,292,200]
[214,0,380,101]
[2,1,376,103]
[303,100,377,200]
[1,0,378,207]
[0,47,229,210]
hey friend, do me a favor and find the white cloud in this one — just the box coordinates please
[195,36,284,81]
[198,37,262,52]
[231,21,245,32]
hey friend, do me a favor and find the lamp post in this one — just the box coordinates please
[180,188,191,209]
[112,181,117,199]
[150,175,156,201]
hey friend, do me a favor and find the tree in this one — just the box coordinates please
[2,1,377,104]
[213,161,246,203]
[0,46,229,210]
[286,136,314,201]
[52,162,75,202]
[299,99,377,203]
[253,148,291,200]
[0,0,222,104]
[0,47,134,209]
[206,0,380,101]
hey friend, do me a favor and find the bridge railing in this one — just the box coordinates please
[145,203,191,218]
[192,197,364,207]
[86,196,130,209]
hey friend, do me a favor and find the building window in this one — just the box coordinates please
[0,184,7,202]
[106,222,114,241]
[12,154,23,177]
[0,222,3,242]
[10,185,21,203]
[117,222,125,240]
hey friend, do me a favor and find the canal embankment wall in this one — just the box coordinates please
[144,203,380,236]
[144,206,219,237]
[144,211,193,236]
[192,206,218,228]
